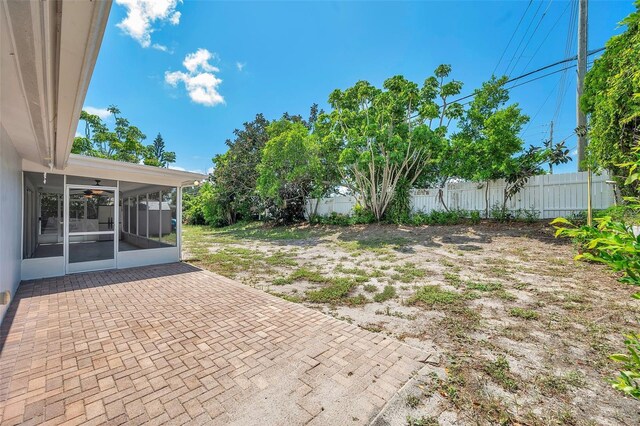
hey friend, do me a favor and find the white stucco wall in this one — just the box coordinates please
[0,125,22,323]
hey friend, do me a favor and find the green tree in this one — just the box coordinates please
[581,2,640,191]
[327,72,453,221]
[256,119,321,223]
[452,77,529,216]
[72,105,148,163]
[209,114,271,225]
[144,133,176,167]
[414,65,464,210]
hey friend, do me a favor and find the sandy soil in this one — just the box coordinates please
[183,222,640,425]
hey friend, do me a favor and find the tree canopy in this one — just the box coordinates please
[72,106,177,168]
[72,106,148,163]
[581,2,640,188]
[185,67,546,225]
[144,133,176,167]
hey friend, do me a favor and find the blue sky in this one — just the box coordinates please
[81,0,635,175]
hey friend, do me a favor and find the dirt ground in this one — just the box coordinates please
[183,222,640,425]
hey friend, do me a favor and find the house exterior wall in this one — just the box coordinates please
[0,126,23,323]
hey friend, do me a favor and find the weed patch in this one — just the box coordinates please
[509,307,539,320]
[483,355,519,392]
[407,285,462,306]
[373,285,397,302]
[392,262,426,283]
[289,267,329,283]
[306,278,356,303]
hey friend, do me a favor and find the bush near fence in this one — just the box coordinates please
[306,171,616,220]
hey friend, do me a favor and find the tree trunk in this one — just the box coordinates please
[485,181,490,218]
[437,178,449,211]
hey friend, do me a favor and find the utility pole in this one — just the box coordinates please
[576,0,588,171]
[548,121,554,174]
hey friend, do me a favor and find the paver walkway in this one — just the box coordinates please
[0,263,428,425]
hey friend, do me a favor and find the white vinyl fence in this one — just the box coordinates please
[306,171,616,220]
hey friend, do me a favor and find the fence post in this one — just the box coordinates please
[538,176,545,218]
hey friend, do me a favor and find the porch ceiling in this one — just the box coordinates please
[0,0,111,169]
[22,155,207,188]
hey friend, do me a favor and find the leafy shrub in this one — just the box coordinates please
[595,205,640,224]
[490,203,540,223]
[566,211,588,224]
[553,145,640,400]
[182,189,207,225]
[310,212,352,226]
[386,178,412,224]
[517,207,540,223]
[411,209,468,226]
[610,333,640,399]
[352,204,377,224]
[552,216,640,291]
[469,210,481,224]
[490,203,512,222]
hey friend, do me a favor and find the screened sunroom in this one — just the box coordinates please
[21,154,205,280]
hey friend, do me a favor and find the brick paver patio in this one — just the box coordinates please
[0,263,428,425]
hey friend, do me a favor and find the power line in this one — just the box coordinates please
[448,48,603,106]
[553,0,579,124]
[407,47,604,122]
[519,1,571,74]
[492,0,533,76]
[506,0,555,76]
[506,60,593,91]
[503,0,545,76]
[520,77,561,135]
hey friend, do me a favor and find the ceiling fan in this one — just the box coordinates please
[83,180,104,198]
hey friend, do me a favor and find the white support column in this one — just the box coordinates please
[115,181,119,267]
[177,186,183,261]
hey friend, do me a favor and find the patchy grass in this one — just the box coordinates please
[183,222,639,425]
[272,277,292,286]
[483,355,519,392]
[267,291,302,303]
[392,262,426,283]
[373,285,397,303]
[363,284,378,293]
[289,267,328,283]
[537,371,586,396]
[375,306,417,320]
[405,394,421,409]
[508,307,539,320]
[407,285,462,306]
[306,278,357,303]
[406,416,439,426]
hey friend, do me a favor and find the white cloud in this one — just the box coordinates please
[152,43,169,52]
[83,106,111,119]
[206,167,214,175]
[236,62,246,72]
[115,0,182,48]
[165,48,225,107]
[183,49,219,73]
[169,11,181,25]
[571,149,578,156]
